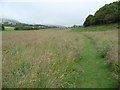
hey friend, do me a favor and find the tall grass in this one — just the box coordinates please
[2,30,84,88]
[82,30,119,79]
[73,24,118,79]
[2,27,118,88]
[72,24,118,32]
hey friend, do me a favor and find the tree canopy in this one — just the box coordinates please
[83,1,119,27]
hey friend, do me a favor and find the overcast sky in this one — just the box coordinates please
[0,0,116,26]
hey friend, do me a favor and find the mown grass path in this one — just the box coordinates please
[76,34,118,88]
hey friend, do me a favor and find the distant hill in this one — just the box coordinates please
[0,18,64,27]
[83,1,119,27]
[0,18,21,26]
[0,18,66,30]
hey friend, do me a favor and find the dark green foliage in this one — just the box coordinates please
[14,25,40,30]
[14,24,59,30]
[83,15,95,27]
[72,25,81,28]
[118,1,120,26]
[2,24,5,30]
[0,24,5,31]
[99,46,110,59]
[84,1,119,27]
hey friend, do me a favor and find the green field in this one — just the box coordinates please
[2,25,119,88]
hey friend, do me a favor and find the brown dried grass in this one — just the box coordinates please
[2,29,84,88]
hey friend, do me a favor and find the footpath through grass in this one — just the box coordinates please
[77,34,118,88]
[2,28,118,88]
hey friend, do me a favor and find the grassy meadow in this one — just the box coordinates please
[2,25,119,88]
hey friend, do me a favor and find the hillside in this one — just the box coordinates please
[0,18,21,25]
[0,18,65,30]
[83,1,119,27]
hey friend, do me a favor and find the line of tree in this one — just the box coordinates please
[83,1,119,27]
[14,24,59,30]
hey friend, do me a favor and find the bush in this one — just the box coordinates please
[0,24,5,31]
[14,24,53,30]
[14,25,40,30]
